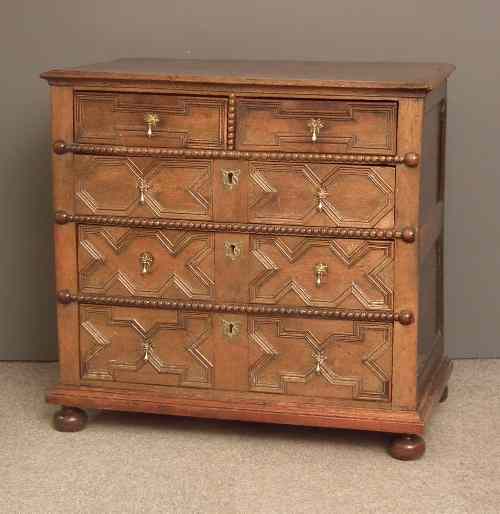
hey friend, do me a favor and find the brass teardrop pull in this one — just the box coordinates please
[144,113,160,138]
[312,351,327,374]
[307,118,325,143]
[137,178,151,205]
[314,263,328,287]
[315,189,329,213]
[139,252,154,275]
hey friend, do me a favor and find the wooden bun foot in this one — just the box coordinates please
[439,385,449,403]
[388,434,426,461]
[53,406,88,432]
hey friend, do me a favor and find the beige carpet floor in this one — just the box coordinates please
[1,360,499,514]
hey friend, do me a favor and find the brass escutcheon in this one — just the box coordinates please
[222,319,242,339]
[221,169,241,190]
[224,241,242,261]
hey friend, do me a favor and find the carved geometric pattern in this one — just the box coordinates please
[236,99,397,154]
[249,236,393,310]
[75,155,212,219]
[248,317,392,401]
[80,305,214,387]
[75,92,227,149]
[248,162,394,228]
[55,141,420,167]
[78,225,214,300]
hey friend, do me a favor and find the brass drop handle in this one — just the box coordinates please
[307,118,325,143]
[137,178,151,205]
[144,113,160,138]
[139,252,154,275]
[315,189,329,213]
[142,342,153,362]
[312,351,327,374]
[314,263,328,288]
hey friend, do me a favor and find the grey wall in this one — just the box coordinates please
[1,0,499,360]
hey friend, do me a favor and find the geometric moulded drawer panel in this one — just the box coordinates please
[74,156,213,220]
[79,305,214,388]
[248,162,395,229]
[249,236,394,310]
[248,316,393,401]
[78,225,215,301]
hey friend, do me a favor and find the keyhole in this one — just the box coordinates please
[222,169,240,190]
[225,241,241,260]
[223,319,240,338]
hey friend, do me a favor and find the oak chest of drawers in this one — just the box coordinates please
[41,59,454,460]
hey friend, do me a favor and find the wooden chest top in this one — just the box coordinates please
[41,59,454,91]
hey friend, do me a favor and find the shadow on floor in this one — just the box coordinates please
[86,408,389,451]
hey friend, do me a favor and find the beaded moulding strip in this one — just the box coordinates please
[54,211,416,243]
[57,290,414,325]
[52,140,420,167]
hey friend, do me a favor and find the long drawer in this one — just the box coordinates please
[73,155,395,229]
[77,225,394,310]
[79,304,393,402]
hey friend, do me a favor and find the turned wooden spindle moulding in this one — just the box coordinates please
[41,59,454,460]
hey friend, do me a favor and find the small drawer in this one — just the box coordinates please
[74,155,213,220]
[248,235,394,311]
[236,98,397,155]
[248,161,395,228]
[78,225,215,300]
[74,91,228,149]
[248,316,392,401]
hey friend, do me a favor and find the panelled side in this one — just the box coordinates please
[417,85,447,396]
